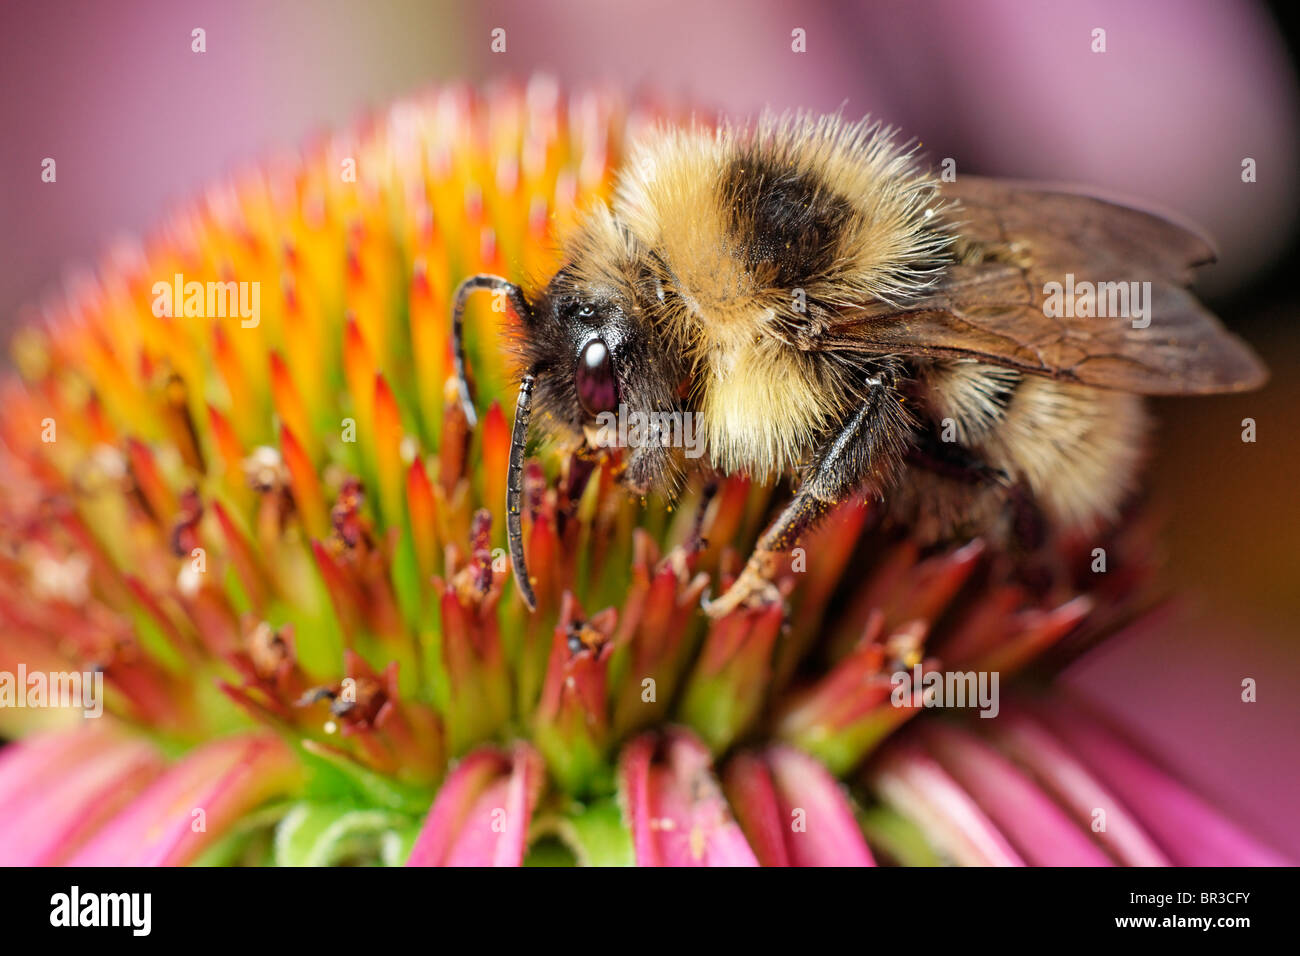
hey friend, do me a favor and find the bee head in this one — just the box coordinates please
[450,225,686,608]
[523,263,686,496]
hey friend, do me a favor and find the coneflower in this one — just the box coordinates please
[0,79,1284,867]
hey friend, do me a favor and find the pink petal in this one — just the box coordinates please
[868,739,1025,866]
[988,706,1170,866]
[1033,699,1290,866]
[619,728,758,866]
[917,723,1113,866]
[407,743,543,866]
[0,727,107,819]
[726,745,875,866]
[721,753,790,866]
[0,727,164,865]
[66,732,298,866]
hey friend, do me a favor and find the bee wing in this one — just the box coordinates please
[822,177,1268,395]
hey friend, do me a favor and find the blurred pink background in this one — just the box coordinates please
[2,0,1297,855]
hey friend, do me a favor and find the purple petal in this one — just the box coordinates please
[918,723,1113,866]
[868,739,1025,866]
[726,745,875,866]
[407,743,543,866]
[1034,699,1290,866]
[987,705,1170,865]
[619,728,758,866]
[0,727,163,865]
[66,733,298,866]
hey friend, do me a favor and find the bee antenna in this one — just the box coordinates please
[506,370,539,611]
[450,274,532,429]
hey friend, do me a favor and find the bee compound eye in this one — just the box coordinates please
[576,337,619,416]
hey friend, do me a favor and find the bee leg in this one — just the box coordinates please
[703,374,909,618]
[700,494,834,618]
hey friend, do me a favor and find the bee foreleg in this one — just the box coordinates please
[703,371,910,618]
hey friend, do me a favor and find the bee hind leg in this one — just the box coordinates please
[702,373,910,618]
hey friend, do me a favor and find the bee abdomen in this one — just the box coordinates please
[987,378,1148,529]
[916,360,1147,532]
[919,359,1022,446]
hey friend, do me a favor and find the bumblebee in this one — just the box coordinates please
[451,113,1267,616]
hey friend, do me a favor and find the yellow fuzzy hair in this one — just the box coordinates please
[604,113,950,478]
[922,360,1148,529]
